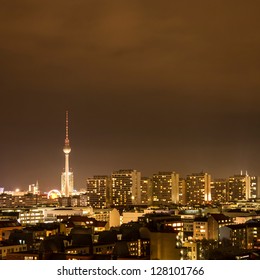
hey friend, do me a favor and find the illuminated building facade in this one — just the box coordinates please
[178,178,187,204]
[61,111,74,197]
[0,194,58,208]
[250,176,260,199]
[19,209,45,225]
[151,172,180,205]
[28,181,39,195]
[182,241,198,260]
[193,216,209,240]
[140,177,152,205]
[220,221,260,250]
[227,173,250,201]
[111,169,141,206]
[211,178,228,203]
[0,244,28,260]
[86,176,111,208]
[185,172,211,204]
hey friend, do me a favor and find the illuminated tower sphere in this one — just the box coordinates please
[61,111,74,197]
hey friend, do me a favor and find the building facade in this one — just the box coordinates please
[140,177,152,205]
[211,178,228,203]
[185,172,211,204]
[111,169,141,206]
[227,173,250,201]
[86,176,111,208]
[151,172,179,206]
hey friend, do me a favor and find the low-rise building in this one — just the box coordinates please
[0,219,23,241]
[0,243,28,259]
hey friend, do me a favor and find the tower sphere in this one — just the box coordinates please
[63,146,71,154]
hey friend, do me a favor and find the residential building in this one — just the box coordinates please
[0,219,23,241]
[0,243,28,260]
[86,175,111,208]
[151,171,179,205]
[186,172,211,204]
[140,177,152,205]
[111,169,141,206]
[227,173,250,201]
[211,178,228,203]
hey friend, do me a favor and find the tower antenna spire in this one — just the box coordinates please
[65,110,70,146]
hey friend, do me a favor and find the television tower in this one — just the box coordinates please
[61,110,73,196]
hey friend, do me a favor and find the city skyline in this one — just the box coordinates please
[1,1,260,191]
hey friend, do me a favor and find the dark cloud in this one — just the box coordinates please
[1,0,260,190]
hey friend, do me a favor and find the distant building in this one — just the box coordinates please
[86,176,111,208]
[0,193,13,208]
[0,193,58,208]
[19,209,45,225]
[28,181,39,195]
[140,177,152,205]
[0,243,28,260]
[44,208,86,223]
[151,172,179,205]
[178,178,187,205]
[250,176,260,199]
[211,178,228,203]
[92,208,121,229]
[193,216,209,240]
[193,214,233,241]
[182,241,198,260]
[220,224,249,250]
[140,227,181,260]
[0,219,23,241]
[122,210,150,224]
[227,173,250,201]
[111,169,141,206]
[185,172,211,204]
[208,213,233,240]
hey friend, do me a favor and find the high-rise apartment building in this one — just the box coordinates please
[250,176,260,199]
[86,176,111,208]
[111,169,141,206]
[151,172,179,205]
[185,172,211,204]
[227,173,250,201]
[211,178,228,203]
[140,177,152,205]
[178,178,186,205]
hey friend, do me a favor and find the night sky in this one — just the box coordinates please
[1,1,260,192]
